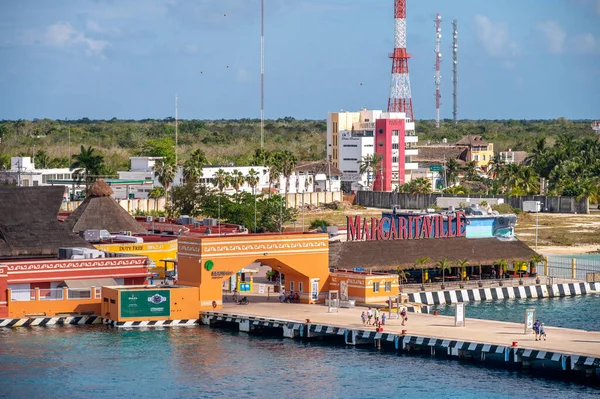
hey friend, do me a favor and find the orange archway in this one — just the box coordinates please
[177,233,330,310]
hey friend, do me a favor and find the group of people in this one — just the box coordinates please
[533,319,547,341]
[279,289,300,303]
[361,307,408,327]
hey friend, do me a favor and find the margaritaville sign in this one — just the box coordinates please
[346,213,467,241]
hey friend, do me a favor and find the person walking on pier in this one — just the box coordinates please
[381,312,387,326]
[533,319,541,340]
[400,308,407,326]
[367,308,373,325]
[374,308,380,325]
[539,323,547,341]
[361,311,367,326]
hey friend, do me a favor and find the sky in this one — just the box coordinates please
[0,0,599,121]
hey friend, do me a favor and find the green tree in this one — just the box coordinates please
[214,169,230,192]
[415,256,430,286]
[148,186,166,199]
[141,138,176,164]
[276,150,297,199]
[359,154,383,190]
[183,149,207,184]
[445,158,460,186]
[456,259,469,281]
[437,256,451,287]
[230,169,246,194]
[70,145,105,187]
[153,159,176,206]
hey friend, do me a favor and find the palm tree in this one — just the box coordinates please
[246,168,261,232]
[396,266,408,292]
[464,160,478,181]
[70,145,105,189]
[153,159,176,204]
[445,158,460,186]
[530,253,545,279]
[359,154,383,190]
[230,169,246,194]
[409,178,432,194]
[214,169,229,193]
[495,258,508,283]
[415,256,430,288]
[183,149,208,184]
[250,148,271,166]
[277,151,297,200]
[437,256,451,289]
[456,259,469,281]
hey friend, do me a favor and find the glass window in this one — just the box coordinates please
[392,156,398,163]
[392,130,399,136]
[290,281,295,291]
[483,155,486,161]
[373,282,380,292]
[385,281,391,292]
[392,143,399,150]
[298,282,303,292]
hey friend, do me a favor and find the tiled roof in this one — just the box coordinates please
[455,135,489,146]
[294,161,343,177]
[413,146,469,163]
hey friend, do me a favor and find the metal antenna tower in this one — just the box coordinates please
[387,0,414,122]
[175,93,178,166]
[452,19,458,124]
[434,13,442,129]
[260,0,265,148]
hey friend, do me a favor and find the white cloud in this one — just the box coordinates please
[472,15,519,68]
[536,20,566,54]
[86,20,120,36]
[473,15,519,57]
[28,22,110,58]
[570,33,599,54]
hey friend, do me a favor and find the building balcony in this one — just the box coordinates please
[405,162,419,170]
[405,136,419,144]
[405,149,419,156]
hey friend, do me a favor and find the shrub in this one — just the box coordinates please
[491,203,515,214]
[309,219,331,231]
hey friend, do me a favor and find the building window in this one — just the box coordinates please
[473,155,479,161]
[33,181,39,186]
[482,154,486,161]
[290,281,295,291]
[385,282,391,292]
[392,130,399,136]
[343,158,358,161]
[343,170,358,173]
[378,142,384,147]
[343,144,358,148]
[299,282,303,292]
[392,143,399,150]
[392,156,398,163]
[373,282,380,292]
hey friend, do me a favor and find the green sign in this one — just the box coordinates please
[429,165,443,172]
[205,260,214,271]
[120,290,171,318]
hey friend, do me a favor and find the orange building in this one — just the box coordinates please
[177,233,330,310]
[329,271,399,305]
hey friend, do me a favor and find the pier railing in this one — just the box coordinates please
[545,256,600,285]
[5,287,102,317]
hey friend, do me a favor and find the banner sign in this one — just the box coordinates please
[120,290,170,318]
[346,212,467,241]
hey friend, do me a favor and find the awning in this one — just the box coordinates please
[59,278,118,289]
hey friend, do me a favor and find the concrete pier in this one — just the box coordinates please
[200,302,600,381]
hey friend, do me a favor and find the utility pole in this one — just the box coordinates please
[434,13,442,129]
[260,0,265,148]
[175,94,178,168]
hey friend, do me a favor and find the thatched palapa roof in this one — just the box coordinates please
[64,180,147,234]
[329,238,538,271]
[295,161,343,177]
[0,186,92,258]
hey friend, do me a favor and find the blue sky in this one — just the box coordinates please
[0,0,598,121]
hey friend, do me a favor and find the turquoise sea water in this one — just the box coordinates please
[0,325,599,399]
[432,294,600,331]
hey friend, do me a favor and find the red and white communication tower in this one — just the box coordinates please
[434,13,442,128]
[387,0,414,122]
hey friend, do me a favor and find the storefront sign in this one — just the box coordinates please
[211,271,233,279]
[346,213,467,241]
[120,290,170,318]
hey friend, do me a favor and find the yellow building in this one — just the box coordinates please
[94,237,178,277]
[329,271,399,305]
[455,135,494,170]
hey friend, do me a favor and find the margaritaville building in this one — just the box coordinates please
[0,185,539,323]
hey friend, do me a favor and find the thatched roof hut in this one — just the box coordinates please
[329,238,538,271]
[64,180,147,234]
[0,186,92,258]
